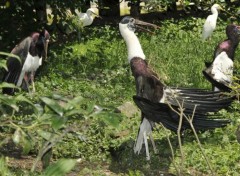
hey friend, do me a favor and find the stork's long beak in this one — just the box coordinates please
[135,19,160,34]
[236,26,240,35]
[44,39,49,60]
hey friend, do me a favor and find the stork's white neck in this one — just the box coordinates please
[119,23,145,62]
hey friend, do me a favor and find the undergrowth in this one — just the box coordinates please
[1,16,240,175]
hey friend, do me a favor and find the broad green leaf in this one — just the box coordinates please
[65,96,84,110]
[96,112,122,128]
[0,82,18,89]
[37,130,53,141]
[52,116,67,131]
[41,97,64,116]
[21,132,32,155]
[43,159,76,176]
[0,51,21,63]
[12,128,21,144]
[15,94,37,110]
[0,60,7,70]
[64,109,84,118]
[42,148,53,169]
[0,95,19,111]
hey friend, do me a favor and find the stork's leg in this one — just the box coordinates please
[31,71,35,93]
[149,133,157,154]
[143,131,150,160]
[23,73,31,92]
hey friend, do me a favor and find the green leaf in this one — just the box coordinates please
[43,159,76,176]
[95,112,122,128]
[21,132,32,155]
[12,128,21,144]
[0,95,19,111]
[0,59,7,70]
[41,97,64,116]
[0,82,18,89]
[0,51,21,63]
[15,94,36,110]
[51,116,67,131]
[37,130,53,141]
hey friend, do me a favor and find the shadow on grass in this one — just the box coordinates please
[108,137,178,176]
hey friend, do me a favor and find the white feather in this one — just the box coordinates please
[134,118,152,157]
[76,8,97,27]
[202,4,220,40]
[212,51,233,84]
[17,52,42,86]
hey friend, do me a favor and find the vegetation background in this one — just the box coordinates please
[0,0,240,175]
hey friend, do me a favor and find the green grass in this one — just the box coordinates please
[1,17,240,175]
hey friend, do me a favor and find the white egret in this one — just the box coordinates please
[74,8,101,41]
[202,4,222,40]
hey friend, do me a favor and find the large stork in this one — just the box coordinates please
[2,30,50,95]
[203,24,240,91]
[119,16,232,160]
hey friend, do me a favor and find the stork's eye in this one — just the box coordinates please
[130,18,135,23]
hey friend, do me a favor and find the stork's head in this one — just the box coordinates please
[119,16,159,36]
[32,29,50,59]
[86,8,101,19]
[226,24,240,41]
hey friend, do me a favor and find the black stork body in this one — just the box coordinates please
[203,24,240,91]
[2,30,50,95]
[119,16,232,160]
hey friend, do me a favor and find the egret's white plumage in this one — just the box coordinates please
[76,8,99,27]
[202,4,222,40]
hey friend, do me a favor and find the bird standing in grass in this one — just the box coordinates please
[119,16,232,160]
[202,4,222,40]
[203,24,240,91]
[2,30,50,95]
[75,8,101,41]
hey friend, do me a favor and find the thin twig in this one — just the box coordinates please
[183,106,215,175]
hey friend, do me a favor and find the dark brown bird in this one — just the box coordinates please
[119,16,232,160]
[203,24,240,91]
[2,30,50,95]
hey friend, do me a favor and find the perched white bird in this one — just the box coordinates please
[75,8,100,27]
[202,4,222,40]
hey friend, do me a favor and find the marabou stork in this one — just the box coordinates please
[2,30,50,95]
[203,24,240,91]
[119,16,232,160]
[202,4,222,40]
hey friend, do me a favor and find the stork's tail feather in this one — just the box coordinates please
[2,71,19,95]
[133,96,231,133]
[134,118,153,155]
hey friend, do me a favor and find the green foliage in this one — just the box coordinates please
[0,14,240,175]
[43,159,76,176]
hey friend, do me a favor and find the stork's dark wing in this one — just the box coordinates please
[133,96,231,132]
[165,87,233,111]
[2,37,32,95]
